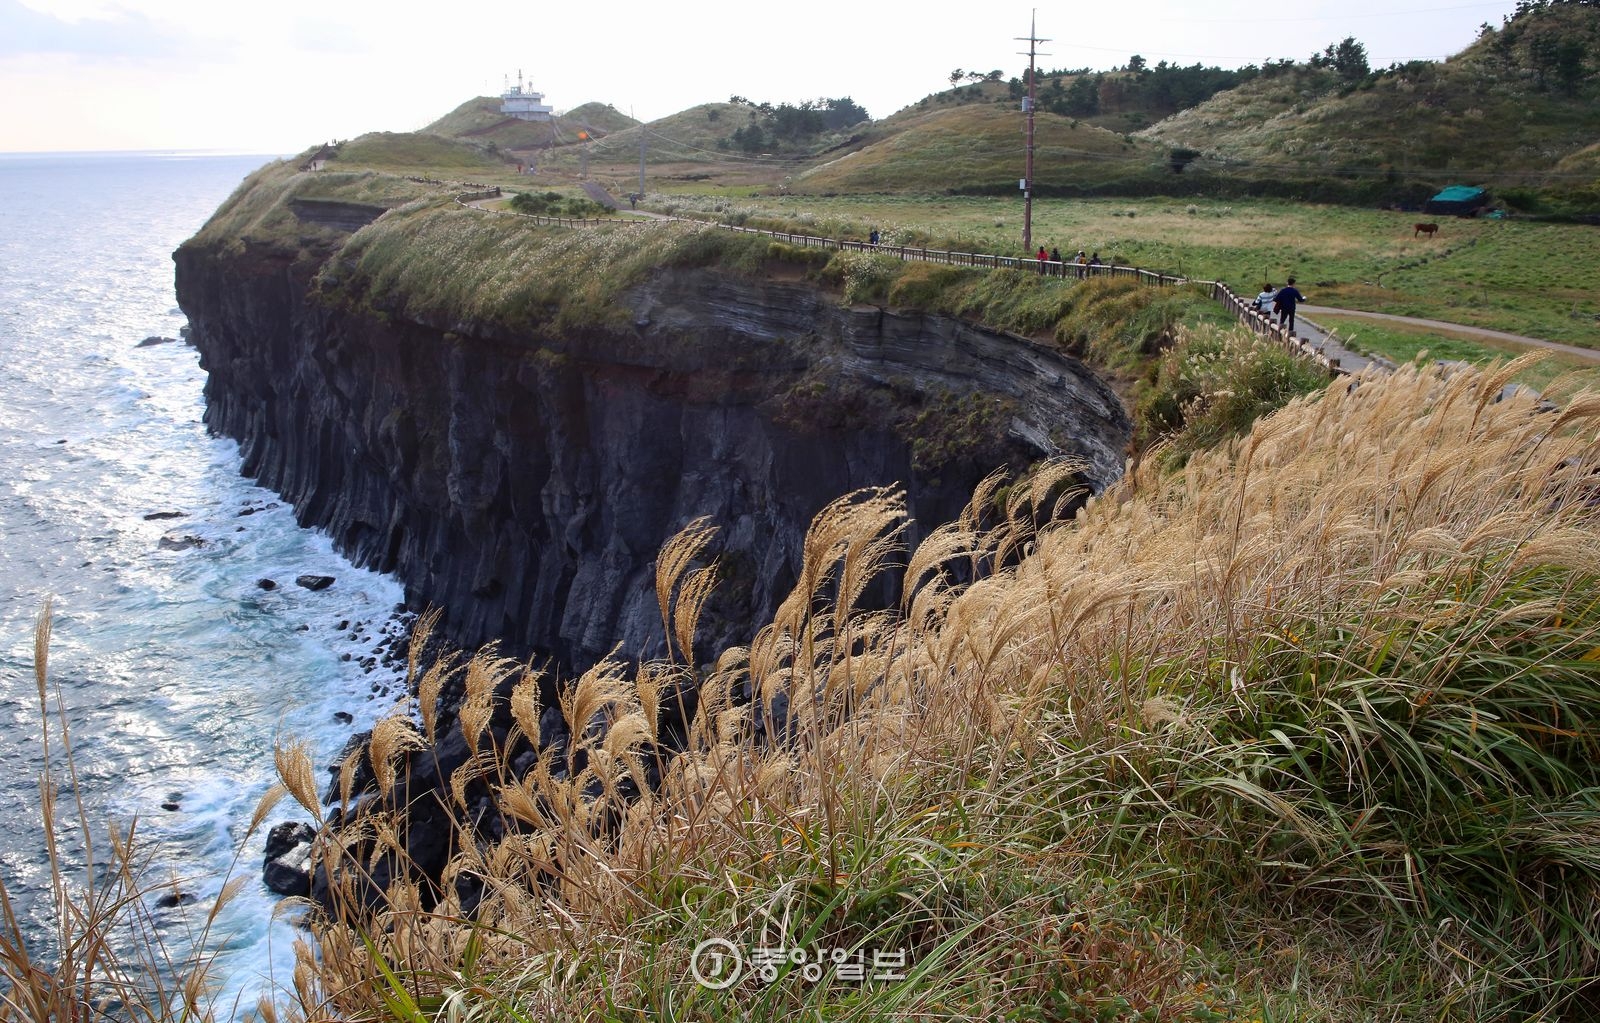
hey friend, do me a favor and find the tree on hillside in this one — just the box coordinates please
[821,97,869,129]
[1065,74,1100,115]
[1528,33,1589,92]
[949,68,965,87]
[1033,62,1250,119]
[719,96,869,152]
[1515,0,1600,14]
[1128,54,1147,73]
[1311,36,1370,79]
[1168,146,1202,173]
[730,123,766,152]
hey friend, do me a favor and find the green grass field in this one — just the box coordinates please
[666,193,1600,347]
[1312,312,1600,393]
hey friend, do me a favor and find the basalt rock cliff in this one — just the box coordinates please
[174,191,1130,674]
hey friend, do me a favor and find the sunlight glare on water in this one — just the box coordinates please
[0,152,409,1017]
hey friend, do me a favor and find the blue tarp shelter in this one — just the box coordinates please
[1424,185,1490,217]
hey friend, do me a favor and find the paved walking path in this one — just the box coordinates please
[1287,312,1376,375]
[1300,306,1600,364]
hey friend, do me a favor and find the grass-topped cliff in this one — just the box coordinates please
[177,155,1337,468]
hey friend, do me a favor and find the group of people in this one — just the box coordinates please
[1253,278,1305,332]
[1035,246,1101,274]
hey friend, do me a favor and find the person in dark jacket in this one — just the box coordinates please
[1273,277,1305,333]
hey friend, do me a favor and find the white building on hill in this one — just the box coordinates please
[501,72,553,121]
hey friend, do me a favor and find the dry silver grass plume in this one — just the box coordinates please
[276,740,323,823]
[655,517,718,663]
[369,713,426,797]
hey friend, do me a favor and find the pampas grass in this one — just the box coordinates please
[6,352,1561,1018]
[253,355,1600,1020]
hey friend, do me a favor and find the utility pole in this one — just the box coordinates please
[639,130,647,198]
[1017,11,1050,253]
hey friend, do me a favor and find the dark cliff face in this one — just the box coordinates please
[174,236,1129,671]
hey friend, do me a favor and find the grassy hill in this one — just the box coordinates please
[423,96,640,153]
[316,132,507,175]
[897,66,1255,136]
[792,103,1160,195]
[542,102,866,192]
[1139,2,1600,202]
[555,102,768,166]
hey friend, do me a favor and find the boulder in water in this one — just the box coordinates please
[296,574,335,591]
[263,821,317,897]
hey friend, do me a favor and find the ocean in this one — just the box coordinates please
[0,152,409,1016]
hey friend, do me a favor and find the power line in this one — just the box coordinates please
[1150,1,1512,24]
[1056,40,1461,62]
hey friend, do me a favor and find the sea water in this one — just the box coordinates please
[0,152,408,1016]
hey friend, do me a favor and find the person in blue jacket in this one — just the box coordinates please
[1273,277,1305,333]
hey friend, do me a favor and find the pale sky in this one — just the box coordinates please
[1,0,1522,154]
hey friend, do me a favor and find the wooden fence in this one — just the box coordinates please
[1210,281,1342,375]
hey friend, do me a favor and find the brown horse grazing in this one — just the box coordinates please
[1414,222,1439,239]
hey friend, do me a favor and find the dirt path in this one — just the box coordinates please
[1300,305,1600,364]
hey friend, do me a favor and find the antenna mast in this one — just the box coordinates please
[1016,11,1050,252]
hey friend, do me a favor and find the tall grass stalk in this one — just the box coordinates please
[0,600,276,1022]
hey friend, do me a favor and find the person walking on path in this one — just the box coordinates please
[1037,246,1049,274]
[1254,283,1276,315]
[1273,277,1305,333]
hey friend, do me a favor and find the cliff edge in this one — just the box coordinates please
[174,160,1130,670]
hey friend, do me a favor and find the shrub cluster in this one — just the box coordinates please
[1135,323,1331,460]
[508,191,608,218]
